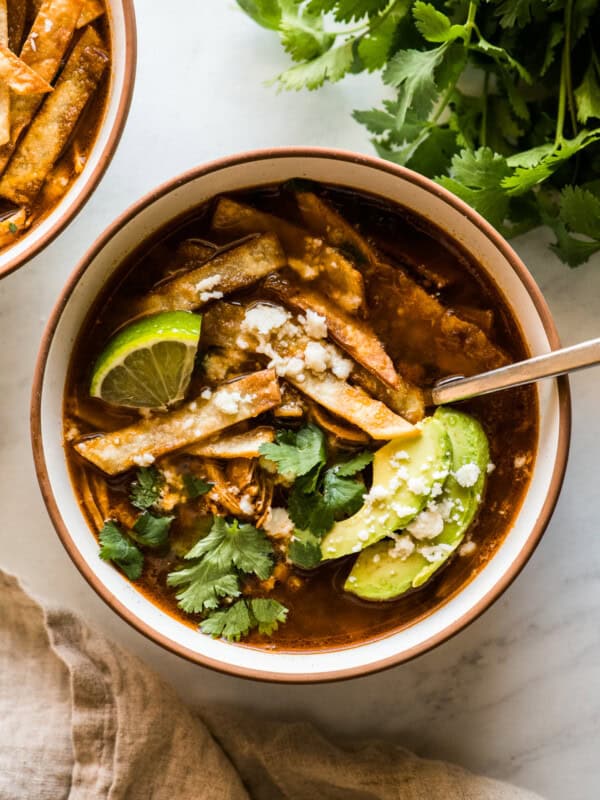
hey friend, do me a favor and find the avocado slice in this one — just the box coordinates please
[320,417,452,561]
[344,407,489,601]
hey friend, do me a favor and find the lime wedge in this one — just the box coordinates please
[90,311,202,409]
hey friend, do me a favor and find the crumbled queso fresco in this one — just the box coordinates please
[454,463,481,488]
[195,273,224,303]
[239,302,352,382]
[213,390,254,415]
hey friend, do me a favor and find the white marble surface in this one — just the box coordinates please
[1,2,599,798]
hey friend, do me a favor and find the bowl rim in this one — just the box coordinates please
[30,146,571,683]
[0,0,137,281]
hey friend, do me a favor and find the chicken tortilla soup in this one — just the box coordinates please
[64,181,538,650]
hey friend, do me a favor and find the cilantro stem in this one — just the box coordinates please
[430,2,478,127]
[555,0,575,146]
[563,0,577,137]
[480,70,489,147]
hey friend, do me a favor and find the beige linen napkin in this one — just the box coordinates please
[0,568,543,800]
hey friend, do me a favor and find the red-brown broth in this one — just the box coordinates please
[64,182,538,651]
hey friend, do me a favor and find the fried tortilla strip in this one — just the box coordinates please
[0,27,108,205]
[0,2,9,146]
[74,370,281,475]
[295,189,379,267]
[0,43,54,93]
[0,207,28,246]
[263,271,420,400]
[141,234,286,314]
[308,402,370,445]
[0,0,86,174]
[38,157,72,207]
[187,427,275,459]
[7,0,26,53]
[212,196,365,313]
[286,371,417,441]
[351,365,424,425]
[76,0,104,27]
[366,260,509,377]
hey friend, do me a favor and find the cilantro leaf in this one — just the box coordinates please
[289,528,323,568]
[250,599,289,634]
[331,450,374,476]
[383,44,446,125]
[98,521,143,580]
[130,467,162,510]
[201,599,255,641]
[259,424,326,478]
[332,0,389,22]
[559,186,600,239]
[186,517,274,579]
[322,471,365,517]
[183,474,212,499]
[438,147,511,227]
[288,482,335,534]
[275,39,354,90]
[358,1,410,71]
[236,0,281,29]
[412,2,465,44]
[575,60,600,125]
[200,598,288,640]
[167,562,240,614]
[131,511,173,548]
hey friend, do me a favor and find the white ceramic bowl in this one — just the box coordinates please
[0,1,136,279]
[31,148,570,682]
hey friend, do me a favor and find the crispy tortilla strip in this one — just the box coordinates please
[308,402,370,445]
[264,271,409,391]
[201,302,246,347]
[0,207,28,246]
[76,0,104,27]
[287,371,417,441]
[0,2,9,146]
[7,0,26,53]
[186,426,275,459]
[74,370,281,475]
[0,0,86,174]
[0,27,108,204]
[351,365,424,424]
[38,156,72,207]
[0,43,54,93]
[141,234,286,314]
[295,189,379,267]
[366,260,509,378]
[212,196,365,313]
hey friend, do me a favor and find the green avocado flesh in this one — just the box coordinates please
[319,417,452,561]
[345,407,489,601]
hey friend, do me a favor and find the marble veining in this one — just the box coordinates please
[1,3,599,798]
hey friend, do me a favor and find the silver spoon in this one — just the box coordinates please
[430,337,600,405]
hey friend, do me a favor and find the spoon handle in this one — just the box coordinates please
[431,337,600,405]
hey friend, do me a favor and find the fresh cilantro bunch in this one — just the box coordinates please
[260,424,373,568]
[167,516,288,641]
[238,0,600,265]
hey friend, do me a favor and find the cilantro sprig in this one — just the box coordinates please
[201,598,288,640]
[238,0,600,266]
[261,425,373,569]
[167,517,288,641]
[130,466,163,510]
[99,521,144,580]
